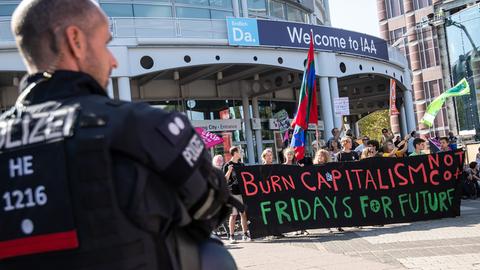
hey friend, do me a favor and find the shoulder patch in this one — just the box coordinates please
[156,113,190,146]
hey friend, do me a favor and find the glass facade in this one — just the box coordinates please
[446,4,480,134]
[413,0,431,10]
[416,27,440,69]
[385,0,404,19]
[97,0,309,22]
[0,4,16,16]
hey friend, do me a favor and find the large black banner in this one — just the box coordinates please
[235,151,464,238]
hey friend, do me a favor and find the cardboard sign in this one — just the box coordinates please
[235,151,464,238]
[334,97,350,116]
[273,110,290,132]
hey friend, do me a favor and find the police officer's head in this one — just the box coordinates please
[11,0,118,88]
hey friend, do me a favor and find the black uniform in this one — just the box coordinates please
[0,71,233,270]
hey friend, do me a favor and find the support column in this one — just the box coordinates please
[241,91,255,165]
[400,105,408,137]
[106,78,114,99]
[404,88,416,132]
[329,77,342,129]
[232,0,240,17]
[241,0,248,17]
[320,77,334,140]
[118,77,132,101]
[252,97,263,162]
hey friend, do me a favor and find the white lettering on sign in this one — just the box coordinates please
[182,134,205,167]
[9,156,34,178]
[286,26,378,55]
[2,186,47,212]
[0,105,77,150]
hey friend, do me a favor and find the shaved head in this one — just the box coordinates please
[11,0,105,72]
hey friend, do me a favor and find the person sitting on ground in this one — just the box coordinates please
[464,162,480,199]
[335,137,359,162]
[409,138,426,156]
[439,137,452,152]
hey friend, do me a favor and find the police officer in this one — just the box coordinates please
[0,0,236,269]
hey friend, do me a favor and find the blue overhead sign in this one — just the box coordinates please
[226,18,389,61]
[226,18,260,46]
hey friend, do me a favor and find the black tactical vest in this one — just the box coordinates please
[0,101,161,270]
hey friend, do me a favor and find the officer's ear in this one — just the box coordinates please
[65,25,87,61]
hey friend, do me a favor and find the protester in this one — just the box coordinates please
[313,149,332,164]
[464,162,480,199]
[382,137,408,157]
[439,137,452,152]
[407,130,418,155]
[329,140,341,160]
[345,129,359,149]
[448,131,458,150]
[283,147,296,165]
[327,128,341,150]
[223,146,251,243]
[475,147,480,166]
[380,128,395,145]
[212,154,224,169]
[335,137,359,162]
[354,136,369,155]
[367,139,383,157]
[409,138,426,156]
[261,148,274,164]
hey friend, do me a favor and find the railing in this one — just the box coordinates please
[111,17,228,40]
[0,19,14,42]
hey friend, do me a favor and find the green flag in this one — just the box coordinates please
[421,78,470,127]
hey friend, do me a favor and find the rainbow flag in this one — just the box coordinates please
[290,33,318,160]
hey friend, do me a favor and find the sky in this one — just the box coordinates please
[329,0,380,37]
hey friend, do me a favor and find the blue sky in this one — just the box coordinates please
[329,0,380,37]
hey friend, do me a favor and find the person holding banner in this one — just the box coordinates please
[261,148,274,165]
[313,149,332,164]
[223,146,251,243]
[409,138,427,156]
[335,137,359,162]
[283,147,296,165]
[439,137,452,152]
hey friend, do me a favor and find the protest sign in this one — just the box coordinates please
[195,127,223,148]
[273,110,290,133]
[235,151,464,238]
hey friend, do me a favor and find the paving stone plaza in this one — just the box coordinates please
[228,200,480,270]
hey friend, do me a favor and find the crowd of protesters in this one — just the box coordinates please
[211,127,475,242]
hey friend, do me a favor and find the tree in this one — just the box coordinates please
[357,109,391,141]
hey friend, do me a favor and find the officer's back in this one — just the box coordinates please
[0,0,235,269]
